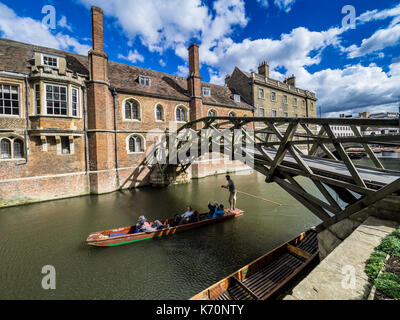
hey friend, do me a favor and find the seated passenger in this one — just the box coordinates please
[137,216,157,233]
[189,211,200,223]
[212,204,225,218]
[153,220,168,230]
[178,206,194,225]
[207,201,218,218]
[170,214,182,227]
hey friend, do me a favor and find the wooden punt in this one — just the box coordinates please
[190,229,319,300]
[86,208,244,247]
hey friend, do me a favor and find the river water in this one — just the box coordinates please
[0,155,398,300]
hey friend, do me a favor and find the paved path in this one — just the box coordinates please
[283,216,399,300]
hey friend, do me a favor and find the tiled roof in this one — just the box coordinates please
[0,38,253,110]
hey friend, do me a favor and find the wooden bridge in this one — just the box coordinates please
[148,116,400,231]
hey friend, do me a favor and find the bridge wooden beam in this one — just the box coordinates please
[323,125,367,189]
[265,122,298,182]
[350,125,384,170]
[274,177,332,221]
[316,177,400,231]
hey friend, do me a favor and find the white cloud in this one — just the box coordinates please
[58,15,73,32]
[159,59,166,67]
[118,49,144,63]
[274,0,296,13]
[345,24,400,59]
[176,65,189,77]
[0,3,90,55]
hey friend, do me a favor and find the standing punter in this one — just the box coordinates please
[221,175,237,211]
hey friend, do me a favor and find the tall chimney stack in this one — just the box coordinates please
[187,43,203,124]
[91,6,104,53]
[258,61,269,78]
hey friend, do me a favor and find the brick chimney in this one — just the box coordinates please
[258,61,269,78]
[187,43,203,122]
[86,6,116,194]
[286,74,296,87]
[88,6,108,82]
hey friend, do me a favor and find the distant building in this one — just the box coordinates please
[226,62,317,121]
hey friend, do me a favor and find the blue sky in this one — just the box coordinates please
[0,0,399,116]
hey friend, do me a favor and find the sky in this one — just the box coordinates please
[0,0,399,117]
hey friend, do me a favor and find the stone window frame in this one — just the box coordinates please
[122,97,142,122]
[41,54,59,69]
[258,88,264,100]
[228,111,237,117]
[302,100,306,109]
[0,83,20,117]
[139,76,151,87]
[259,108,265,117]
[271,92,276,102]
[271,110,277,117]
[202,87,211,97]
[55,135,75,155]
[207,108,218,117]
[175,104,189,123]
[0,135,25,161]
[283,95,288,105]
[154,103,165,122]
[293,98,298,107]
[44,83,68,116]
[126,133,146,154]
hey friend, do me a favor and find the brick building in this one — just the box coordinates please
[0,6,254,207]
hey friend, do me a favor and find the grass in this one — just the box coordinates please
[365,250,387,280]
[374,273,400,300]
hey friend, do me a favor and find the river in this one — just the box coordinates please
[0,155,398,299]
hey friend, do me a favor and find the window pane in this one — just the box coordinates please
[125,103,131,119]
[132,104,138,119]
[0,84,19,115]
[156,106,162,120]
[1,139,11,159]
[135,137,142,152]
[13,139,24,158]
[61,137,70,154]
[176,108,180,121]
[129,137,135,153]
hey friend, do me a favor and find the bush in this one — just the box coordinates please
[374,273,400,299]
[377,235,400,258]
[392,229,400,240]
[365,250,387,279]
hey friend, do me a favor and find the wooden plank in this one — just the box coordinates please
[231,276,260,300]
[287,244,311,260]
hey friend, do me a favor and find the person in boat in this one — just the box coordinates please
[212,204,225,218]
[178,206,194,225]
[189,211,200,223]
[207,201,219,218]
[137,216,167,232]
[221,175,236,211]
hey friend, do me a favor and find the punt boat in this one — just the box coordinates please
[190,229,319,300]
[86,208,244,247]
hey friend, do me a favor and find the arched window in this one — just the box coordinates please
[208,109,217,117]
[13,139,24,158]
[155,105,164,121]
[128,135,145,153]
[0,139,11,159]
[176,106,187,122]
[124,100,140,120]
[228,111,236,117]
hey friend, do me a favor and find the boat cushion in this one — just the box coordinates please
[109,233,128,237]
